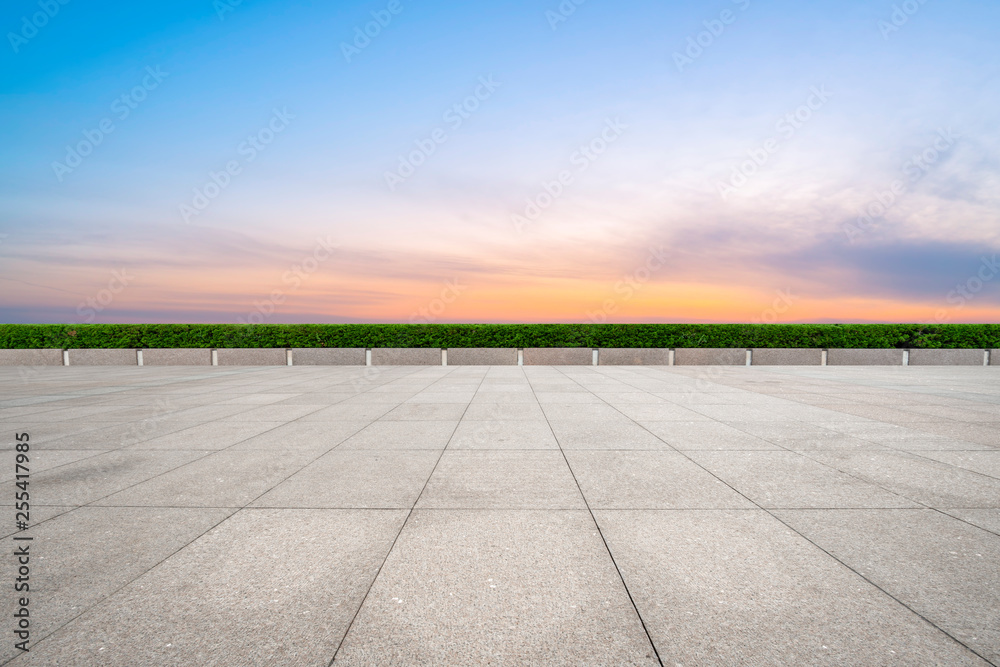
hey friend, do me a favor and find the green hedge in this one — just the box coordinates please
[0,323,998,349]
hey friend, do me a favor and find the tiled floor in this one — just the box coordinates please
[1,364,998,666]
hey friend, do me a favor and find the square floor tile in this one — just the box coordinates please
[450,417,558,448]
[333,510,658,665]
[775,509,1000,664]
[416,451,585,509]
[596,509,987,665]
[565,450,754,509]
[253,450,440,508]
[687,451,917,508]
[337,421,458,450]
[19,509,407,666]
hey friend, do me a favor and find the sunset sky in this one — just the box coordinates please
[1,0,998,324]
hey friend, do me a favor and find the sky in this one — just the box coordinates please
[1,0,998,324]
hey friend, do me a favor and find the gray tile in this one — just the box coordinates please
[216,393,301,405]
[449,400,510,422]
[338,421,458,450]
[813,420,912,438]
[541,403,631,421]
[779,434,889,452]
[0,505,75,538]
[776,509,1000,664]
[253,450,440,508]
[333,510,658,665]
[596,509,987,666]
[462,401,544,420]
[130,420,286,450]
[100,450,317,507]
[876,436,992,451]
[565,451,754,509]
[34,420,198,450]
[228,420,369,452]
[914,451,1000,479]
[337,391,417,404]
[405,391,477,403]
[21,509,407,666]
[729,420,848,444]
[0,507,232,663]
[902,405,1000,422]
[215,404,326,421]
[153,404,256,422]
[944,509,1000,536]
[7,364,1000,664]
[913,422,1000,447]
[380,403,468,421]
[0,405,67,420]
[687,451,917,508]
[596,392,666,404]
[449,420,559,449]
[0,449,106,480]
[271,392,353,405]
[613,403,708,421]
[643,421,779,450]
[689,403,791,421]
[470,391,539,404]
[417,451,585,509]
[547,419,669,450]
[32,450,210,506]
[807,451,1000,508]
[299,403,395,421]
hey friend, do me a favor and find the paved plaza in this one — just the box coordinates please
[1,364,998,665]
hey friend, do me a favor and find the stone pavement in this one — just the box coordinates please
[0,364,998,666]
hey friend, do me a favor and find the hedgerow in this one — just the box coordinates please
[0,323,997,349]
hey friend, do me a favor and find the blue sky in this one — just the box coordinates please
[1,0,998,323]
